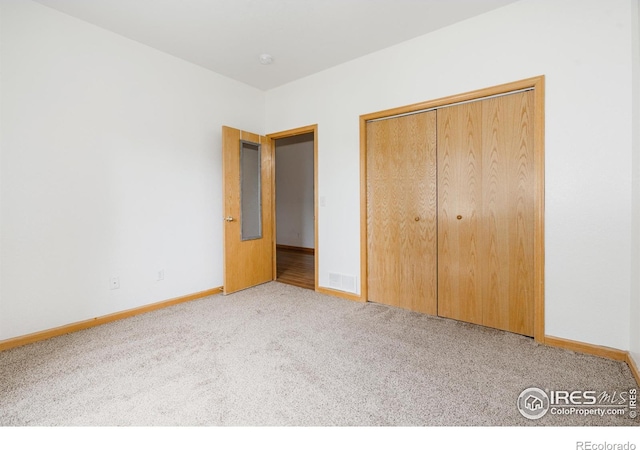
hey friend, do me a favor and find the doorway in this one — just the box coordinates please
[270,126,318,290]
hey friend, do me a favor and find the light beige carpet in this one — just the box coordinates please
[0,282,637,426]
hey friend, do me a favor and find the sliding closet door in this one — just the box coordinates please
[367,111,438,315]
[438,91,535,336]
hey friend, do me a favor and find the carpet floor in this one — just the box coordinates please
[0,282,637,426]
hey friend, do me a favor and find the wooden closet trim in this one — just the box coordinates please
[359,75,546,342]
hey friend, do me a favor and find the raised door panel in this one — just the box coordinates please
[366,111,437,315]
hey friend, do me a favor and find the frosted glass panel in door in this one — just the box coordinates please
[240,140,262,240]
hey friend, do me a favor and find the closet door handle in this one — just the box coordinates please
[456,215,463,220]
[224,216,235,222]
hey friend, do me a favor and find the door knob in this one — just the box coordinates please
[457,215,463,220]
[224,216,235,222]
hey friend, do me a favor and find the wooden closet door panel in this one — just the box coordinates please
[481,91,535,336]
[367,111,437,315]
[437,103,484,325]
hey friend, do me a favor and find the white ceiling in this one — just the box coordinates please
[33,0,520,91]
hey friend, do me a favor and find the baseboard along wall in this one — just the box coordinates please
[316,286,363,303]
[544,335,639,387]
[0,287,222,352]
[276,244,315,254]
[544,335,628,361]
[627,353,640,387]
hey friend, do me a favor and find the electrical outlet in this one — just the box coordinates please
[109,276,120,290]
[157,269,164,281]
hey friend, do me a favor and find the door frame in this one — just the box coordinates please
[268,124,319,291]
[359,76,545,342]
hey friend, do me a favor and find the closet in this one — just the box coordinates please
[365,86,537,337]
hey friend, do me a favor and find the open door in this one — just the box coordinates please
[222,126,273,294]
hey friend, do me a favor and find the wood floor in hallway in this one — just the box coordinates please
[276,246,315,290]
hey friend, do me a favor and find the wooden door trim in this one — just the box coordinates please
[267,124,319,291]
[360,75,545,342]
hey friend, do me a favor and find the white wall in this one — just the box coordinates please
[275,135,315,249]
[630,0,640,366]
[1,0,636,355]
[266,0,635,350]
[0,0,4,341]
[0,0,265,340]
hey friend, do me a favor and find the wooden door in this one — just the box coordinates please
[222,126,273,294]
[366,111,438,315]
[437,101,484,325]
[437,91,535,336]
